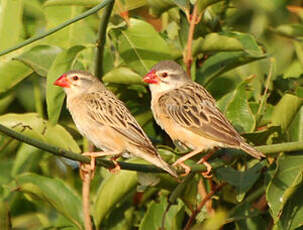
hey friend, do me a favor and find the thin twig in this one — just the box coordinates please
[95,0,115,79]
[0,124,303,172]
[184,2,200,77]
[257,58,274,116]
[183,182,226,230]
[0,0,114,57]
[0,123,229,173]
[197,179,214,214]
[81,165,93,230]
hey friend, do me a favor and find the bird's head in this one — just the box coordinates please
[143,60,189,94]
[54,70,103,97]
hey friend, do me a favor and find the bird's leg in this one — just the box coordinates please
[197,149,217,178]
[109,155,121,174]
[82,150,120,177]
[173,148,203,176]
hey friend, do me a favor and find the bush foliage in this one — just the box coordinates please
[0,0,303,229]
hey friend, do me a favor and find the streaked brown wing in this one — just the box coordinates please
[158,82,242,146]
[84,91,157,154]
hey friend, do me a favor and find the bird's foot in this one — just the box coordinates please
[173,160,191,177]
[197,158,212,178]
[79,161,95,180]
[108,156,121,174]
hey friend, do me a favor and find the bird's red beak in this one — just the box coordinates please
[143,69,159,84]
[54,74,70,88]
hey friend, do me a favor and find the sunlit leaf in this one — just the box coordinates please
[0,61,33,93]
[218,81,256,133]
[116,18,173,75]
[93,160,139,227]
[267,154,303,223]
[15,45,62,77]
[271,94,303,131]
[103,67,143,84]
[44,0,101,7]
[16,173,83,229]
[0,113,80,152]
[11,143,42,177]
[288,106,303,141]
[44,5,95,48]
[0,200,10,230]
[139,197,184,230]
[0,0,23,50]
[0,92,15,114]
[278,185,303,230]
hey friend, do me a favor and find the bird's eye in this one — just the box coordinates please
[72,75,79,81]
[161,72,168,78]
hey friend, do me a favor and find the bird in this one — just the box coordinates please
[54,70,178,178]
[143,60,265,176]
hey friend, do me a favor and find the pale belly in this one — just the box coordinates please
[67,98,126,152]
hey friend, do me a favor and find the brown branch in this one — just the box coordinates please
[184,3,200,77]
[81,164,94,230]
[184,182,226,230]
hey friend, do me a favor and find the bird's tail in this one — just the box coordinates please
[134,148,178,178]
[153,155,178,178]
[240,142,265,159]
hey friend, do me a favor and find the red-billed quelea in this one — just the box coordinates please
[54,70,177,178]
[143,60,265,176]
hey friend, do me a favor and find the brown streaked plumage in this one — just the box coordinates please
[143,60,265,175]
[54,70,177,178]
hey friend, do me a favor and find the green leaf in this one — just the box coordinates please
[139,197,184,230]
[266,154,303,223]
[232,203,267,230]
[283,60,303,79]
[11,212,49,229]
[196,52,266,86]
[103,67,143,85]
[288,106,303,142]
[218,81,256,133]
[116,18,173,75]
[0,92,15,114]
[216,162,264,200]
[46,45,85,125]
[271,94,303,131]
[197,33,244,53]
[197,0,224,13]
[278,185,303,230]
[11,143,42,177]
[44,5,95,48]
[0,0,23,50]
[0,113,80,152]
[147,0,176,17]
[44,0,101,7]
[93,161,138,227]
[102,205,135,230]
[275,24,303,38]
[196,209,228,230]
[16,173,83,229]
[0,61,33,93]
[0,200,11,230]
[15,45,62,77]
[196,32,265,86]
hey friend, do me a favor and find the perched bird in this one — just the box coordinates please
[54,70,177,178]
[143,60,265,176]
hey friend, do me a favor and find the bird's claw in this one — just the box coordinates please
[109,157,121,174]
[197,158,213,178]
[173,161,191,177]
